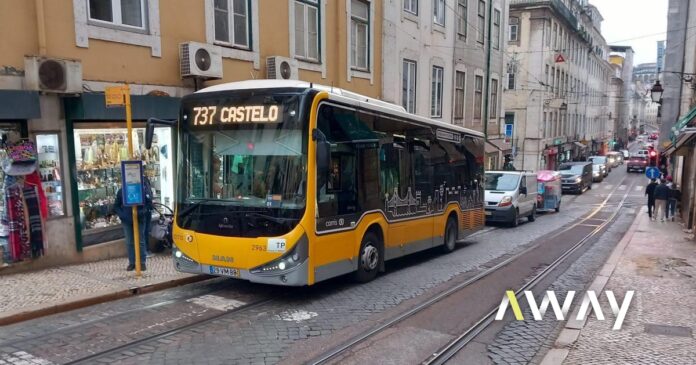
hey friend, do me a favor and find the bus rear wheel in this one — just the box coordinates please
[354,232,381,283]
[441,217,457,253]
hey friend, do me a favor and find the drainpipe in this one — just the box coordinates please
[483,0,494,141]
[35,0,47,56]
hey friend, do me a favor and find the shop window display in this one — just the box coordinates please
[74,127,173,238]
[0,139,47,265]
[36,134,64,217]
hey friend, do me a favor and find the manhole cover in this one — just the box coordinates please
[644,324,693,337]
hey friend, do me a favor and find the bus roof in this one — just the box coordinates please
[196,80,484,138]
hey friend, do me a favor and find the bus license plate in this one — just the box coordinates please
[485,211,492,216]
[209,266,240,277]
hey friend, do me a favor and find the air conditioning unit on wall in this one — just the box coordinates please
[180,42,223,80]
[266,56,298,80]
[24,56,83,94]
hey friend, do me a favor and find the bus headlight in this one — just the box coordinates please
[250,234,309,275]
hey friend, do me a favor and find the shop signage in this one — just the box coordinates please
[105,86,127,108]
[121,160,144,206]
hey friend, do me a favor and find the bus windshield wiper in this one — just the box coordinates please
[178,199,218,218]
[244,212,300,224]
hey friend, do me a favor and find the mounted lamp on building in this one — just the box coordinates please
[650,80,664,104]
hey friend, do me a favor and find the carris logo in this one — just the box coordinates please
[495,290,635,330]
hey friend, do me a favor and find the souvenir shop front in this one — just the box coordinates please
[64,93,180,250]
[0,90,49,268]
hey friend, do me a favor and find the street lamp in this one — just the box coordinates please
[650,80,664,104]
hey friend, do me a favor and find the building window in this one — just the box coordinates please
[477,0,485,44]
[455,71,466,120]
[214,0,250,49]
[509,17,518,42]
[507,72,515,90]
[474,75,483,120]
[402,59,417,113]
[552,22,557,49]
[404,0,418,15]
[431,66,444,118]
[434,0,445,26]
[490,78,498,119]
[457,0,467,36]
[88,0,147,29]
[492,9,500,49]
[351,0,370,70]
[294,0,320,61]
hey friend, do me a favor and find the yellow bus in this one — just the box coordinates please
[148,80,485,286]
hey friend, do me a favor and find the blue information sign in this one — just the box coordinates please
[121,160,144,206]
[505,124,513,143]
[645,166,661,180]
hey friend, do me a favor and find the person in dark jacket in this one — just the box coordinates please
[113,177,153,271]
[645,179,657,219]
[653,180,670,222]
[668,184,682,222]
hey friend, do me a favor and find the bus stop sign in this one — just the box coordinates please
[645,167,660,180]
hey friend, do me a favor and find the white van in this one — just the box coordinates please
[484,171,538,227]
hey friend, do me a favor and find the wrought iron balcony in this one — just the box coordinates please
[510,0,578,30]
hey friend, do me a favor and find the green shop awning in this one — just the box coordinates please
[64,93,181,120]
[0,90,41,119]
[671,104,696,142]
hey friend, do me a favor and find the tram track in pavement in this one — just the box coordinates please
[0,279,281,365]
[308,176,634,365]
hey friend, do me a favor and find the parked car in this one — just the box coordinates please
[559,162,593,194]
[484,171,539,227]
[592,164,604,182]
[588,155,610,176]
[626,156,648,173]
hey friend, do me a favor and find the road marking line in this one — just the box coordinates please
[635,186,643,191]
[619,185,627,190]
[0,351,54,365]
[604,184,613,189]
[187,295,247,311]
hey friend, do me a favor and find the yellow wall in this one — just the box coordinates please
[0,0,381,97]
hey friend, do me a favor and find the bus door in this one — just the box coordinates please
[380,142,433,258]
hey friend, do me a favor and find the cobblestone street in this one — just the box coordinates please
[0,169,654,365]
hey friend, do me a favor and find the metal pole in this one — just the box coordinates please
[124,85,142,277]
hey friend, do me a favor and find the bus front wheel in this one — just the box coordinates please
[354,232,381,283]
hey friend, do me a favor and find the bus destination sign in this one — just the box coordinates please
[190,105,280,126]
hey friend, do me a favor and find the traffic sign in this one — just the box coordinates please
[555,53,566,63]
[645,167,660,179]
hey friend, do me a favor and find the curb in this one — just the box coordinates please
[539,207,644,365]
[0,275,209,326]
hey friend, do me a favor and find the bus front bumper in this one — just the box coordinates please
[172,246,309,286]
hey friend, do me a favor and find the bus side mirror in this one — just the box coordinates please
[317,141,330,176]
[145,118,177,149]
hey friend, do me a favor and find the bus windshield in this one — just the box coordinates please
[177,90,311,237]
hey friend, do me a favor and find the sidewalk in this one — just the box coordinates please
[542,208,696,364]
[0,254,206,326]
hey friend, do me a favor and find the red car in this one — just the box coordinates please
[627,156,648,173]
[648,133,658,141]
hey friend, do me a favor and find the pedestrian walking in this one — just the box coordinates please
[668,183,681,222]
[654,179,670,222]
[113,177,154,271]
[645,179,657,220]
